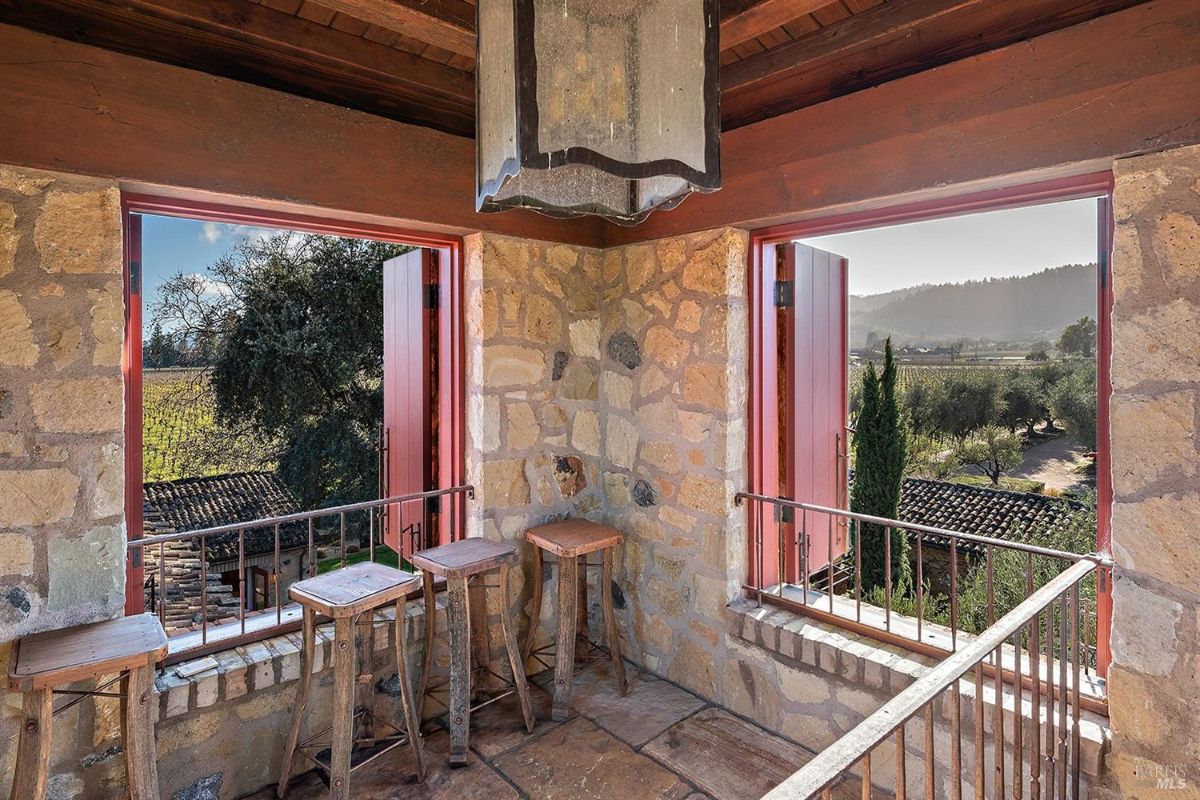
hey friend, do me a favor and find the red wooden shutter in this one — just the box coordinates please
[382,249,434,560]
[781,242,849,578]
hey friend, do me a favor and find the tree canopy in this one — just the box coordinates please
[153,232,412,508]
[1057,316,1097,358]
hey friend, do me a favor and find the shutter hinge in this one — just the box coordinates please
[424,284,440,310]
[774,279,794,308]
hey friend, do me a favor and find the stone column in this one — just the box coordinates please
[1106,143,1200,796]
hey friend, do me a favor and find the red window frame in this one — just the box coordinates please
[746,171,1115,675]
[121,193,466,615]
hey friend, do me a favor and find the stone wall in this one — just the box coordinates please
[598,229,750,699]
[1104,143,1200,797]
[0,164,126,790]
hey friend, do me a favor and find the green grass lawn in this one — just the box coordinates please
[316,544,412,574]
[950,474,1046,494]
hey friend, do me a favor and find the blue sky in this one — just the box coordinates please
[799,197,1099,296]
[140,214,274,333]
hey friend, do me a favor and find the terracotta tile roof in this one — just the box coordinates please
[143,471,307,560]
[897,477,1085,550]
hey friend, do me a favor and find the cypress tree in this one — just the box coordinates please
[850,339,911,593]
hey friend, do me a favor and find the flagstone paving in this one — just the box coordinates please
[246,663,866,800]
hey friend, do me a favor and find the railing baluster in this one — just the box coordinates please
[924,704,935,800]
[307,518,315,578]
[1057,593,1069,800]
[200,534,208,645]
[827,513,834,614]
[993,640,1004,800]
[1030,607,1042,800]
[884,525,892,631]
[986,546,996,660]
[157,541,166,629]
[854,518,862,621]
[339,512,346,567]
[238,528,246,634]
[801,508,809,605]
[952,681,963,800]
[973,664,984,800]
[369,502,376,563]
[950,535,959,651]
[1014,629,1024,800]
[861,751,871,800]
[756,499,764,605]
[895,725,906,800]
[915,532,924,643]
[274,523,282,625]
[778,502,786,597]
[1045,607,1056,799]
[1070,584,1082,800]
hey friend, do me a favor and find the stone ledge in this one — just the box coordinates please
[726,597,1111,779]
[154,597,445,722]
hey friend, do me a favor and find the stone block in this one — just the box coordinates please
[0,202,15,279]
[480,458,530,507]
[46,524,123,612]
[679,474,727,517]
[600,370,632,410]
[605,415,638,469]
[89,283,124,367]
[522,292,562,344]
[29,377,122,433]
[1152,211,1200,283]
[1112,298,1200,386]
[1110,576,1182,676]
[684,363,728,411]
[639,440,681,474]
[91,441,123,519]
[0,467,80,527]
[570,409,600,456]
[34,188,122,274]
[1112,492,1200,590]
[1110,390,1196,494]
[644,325,689,369]
[506,401,539,450]
[0,291,36,366]
[557,360,599,400]
[568,317,601,358]
[481,345,547,387]
[0,533,34,577]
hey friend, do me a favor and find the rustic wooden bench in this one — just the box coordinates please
[7,614,168,800]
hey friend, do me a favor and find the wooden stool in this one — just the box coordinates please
[8,614,167,800]
[411,538,534,767]
[524,519,628,722]
[277,562,426,799]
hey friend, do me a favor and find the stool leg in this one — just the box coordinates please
[277,608,316,797]
[446,575,471,767]
[9,687,51,800]
[357,609,376,740]
[498,562,535,733]
[394,599,427,782]
[417,569,436,722]
[122,666,160,800]
[522,548,543,667]
[552,554,578,722]
[602,548,628,696]
[330,616,356,800]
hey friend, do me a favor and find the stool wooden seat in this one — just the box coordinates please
[278,562,426,799]
[524,519,628,722]
[411,538,534,766]
[8,614,167,800]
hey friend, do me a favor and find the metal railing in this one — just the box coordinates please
[735,492,1109,705]
[762,558,1099,800]
[127,484,473,662]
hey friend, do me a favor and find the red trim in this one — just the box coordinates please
[747,171,1116,643]
[121,193,467,608]
[1094,196,1115,678]
[122,209,144,616]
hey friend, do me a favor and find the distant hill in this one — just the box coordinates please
[850,264,1097,346]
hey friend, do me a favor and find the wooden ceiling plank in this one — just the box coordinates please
[1,0,475,133]
[720,0,839,52]
[305,0,476,58]
[722,0,1148,117]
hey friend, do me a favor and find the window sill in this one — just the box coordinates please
[726,596,1110,779]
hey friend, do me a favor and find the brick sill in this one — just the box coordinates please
[154,596,443,722]
[726,596,1110,779]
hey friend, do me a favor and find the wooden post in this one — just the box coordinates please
[553,554,579,722]
[523,550,544,666]
[330,616,356,799]
[497,562,535,733]
[393,598,426,782]
[277,608,316,797]
[446,576,471,766]
[601,548,628,695]
[9,687,52,800]
[418,569,437,722]
[121,666,161,800]
[357,609,376,740]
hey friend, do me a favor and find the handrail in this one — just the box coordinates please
[128,484,475,548]
[760,558,1098,800]
[734,491,1106,565]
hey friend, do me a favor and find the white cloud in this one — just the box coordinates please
[183,273,234,297]
[200,221,222,244]
[198,222,274,246]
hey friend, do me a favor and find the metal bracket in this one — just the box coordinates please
[774,279,794,308]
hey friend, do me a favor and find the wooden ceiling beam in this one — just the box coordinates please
[0,0,476,135]
[721,0,1150,129]
[306,0,476,58]
[720,0,833,52]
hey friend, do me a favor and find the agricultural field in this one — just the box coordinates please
[143,368,275,482]
[849,361,1038,396]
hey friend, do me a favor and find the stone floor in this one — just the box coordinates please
[248,663,863,800]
